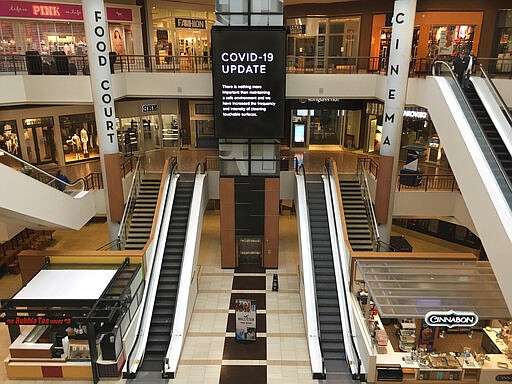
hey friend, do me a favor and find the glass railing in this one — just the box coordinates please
[0,149,85,193]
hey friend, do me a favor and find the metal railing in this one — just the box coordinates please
[2,53,511,78]
[358,156,459,193]
[0,149,85,192]
[116,159,144,250]
[356,159,380,251]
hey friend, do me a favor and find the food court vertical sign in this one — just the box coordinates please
[235,299,256,342]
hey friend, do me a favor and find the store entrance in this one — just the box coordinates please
[23,118,56,164]
[238,237,262,267]
[141,115,161,151]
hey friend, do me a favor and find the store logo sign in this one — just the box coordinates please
[403,110,428,119]
[286,25,306,35]
[496,375,512,382]
[175,17,206,29]
[142,104,158,113]
[425,310,478,328]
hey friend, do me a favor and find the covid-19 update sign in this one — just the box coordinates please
[212,26,285,138]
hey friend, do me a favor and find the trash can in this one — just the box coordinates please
[25,50,43,75]
[109,51,117,74]
[52,51,69,75]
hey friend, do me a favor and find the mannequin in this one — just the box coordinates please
[80,128,89,156]
[72,132,81,159]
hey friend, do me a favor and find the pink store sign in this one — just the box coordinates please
[0,1,132,22]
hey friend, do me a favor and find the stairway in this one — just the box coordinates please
[339,177,374,252]
[306,174,346,375]
[140,174,194,372]
[125,175,162,250]
[464,84,512,183]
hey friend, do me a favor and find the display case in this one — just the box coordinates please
[399,319,416,352]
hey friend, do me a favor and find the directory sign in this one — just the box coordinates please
[212,27,285,138]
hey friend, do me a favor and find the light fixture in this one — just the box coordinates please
[467,329,474,339]
[439,329,446,339]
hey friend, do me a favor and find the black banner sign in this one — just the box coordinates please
[175,18,206,29]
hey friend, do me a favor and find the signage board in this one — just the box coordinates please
[212,26,285,138]
[235,299,256,342]
[286,25,306,35]
[4,316,72,326]
[142,104,158,113]
[0,1,132,21]
[424,310,478,328]
[175,17,206,29]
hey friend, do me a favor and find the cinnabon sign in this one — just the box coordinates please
[425,310,478,328]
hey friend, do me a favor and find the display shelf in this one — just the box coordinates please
[399,319,416,352]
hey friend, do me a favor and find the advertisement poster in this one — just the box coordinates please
[235,299,256,342]
[438,27,455,56]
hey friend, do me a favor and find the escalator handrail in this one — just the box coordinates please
[117,159,141,249]
[124,157,178,375]
[0,148,86,191]
[357,160,380,249]
[323,158,361,377]
[296,163,325,374]
[432,60,512,195]
[477,64,512,128]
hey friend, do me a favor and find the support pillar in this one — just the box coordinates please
[374,0,418,243]
[82,0,124,239]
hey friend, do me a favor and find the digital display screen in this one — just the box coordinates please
[212,27,286,138]
[294,124,305,143]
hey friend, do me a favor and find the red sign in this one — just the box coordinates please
[0,1,132,22]
[4,316,72,326]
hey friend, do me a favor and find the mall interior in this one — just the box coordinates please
[0,0,511,383]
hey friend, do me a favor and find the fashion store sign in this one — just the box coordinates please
[0,1,132,21]
[175,17,206,29]
[425,310,478,328]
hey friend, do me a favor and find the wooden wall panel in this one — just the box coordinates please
[264,178,280,268]
[220,178,236,268]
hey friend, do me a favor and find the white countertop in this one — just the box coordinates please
[484,328,510,354]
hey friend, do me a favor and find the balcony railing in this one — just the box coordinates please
[2,53,511,78]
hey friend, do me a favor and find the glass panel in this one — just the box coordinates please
[0,22,17,53]
[59,113,99,163]
[161,114,179,147]
[23,117,55,164]
[309,109,341,145]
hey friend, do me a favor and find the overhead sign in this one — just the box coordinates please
[286,25,306,35]
[142,104,158,113]
[425,310,478,328]
[212,26,286,138]
[235,299,256,341]
[4,316,72,326]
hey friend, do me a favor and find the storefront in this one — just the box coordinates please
[114,99,180,155]
[0,105,97,166]
[370,11,483,70]
[353,258,512,384]
[0,261,143,380]
[285,16,361,73]
[0,1,142,56]
[189,100,216,148]
[287,98,363,149]
[150,3,215,66]
[495,10,512,73]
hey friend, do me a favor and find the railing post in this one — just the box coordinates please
[12,55,17,75]
[424,175,428,192]
[120,55,124,72]
[127,55,130,72]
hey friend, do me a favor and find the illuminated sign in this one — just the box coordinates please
[142,104,158,113]
[403,110,428,119]
[425,310,478,328]
[286,25,306,35]
[0,1,131,21]
[175,18,205,29]
[212,27,285,138]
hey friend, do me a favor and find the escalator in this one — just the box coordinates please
[306,174,347,375]
[463,83,512,182]
[139,173,194,372]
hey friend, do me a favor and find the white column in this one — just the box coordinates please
[374,0,418,243]
[83,0,123,239]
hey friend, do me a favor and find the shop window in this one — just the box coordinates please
[0,22,16,54]
[161,114,179,147]
[0,120,21,166]
[429,25,475,61]
[309,109,341,145]
[59,113,98,163]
